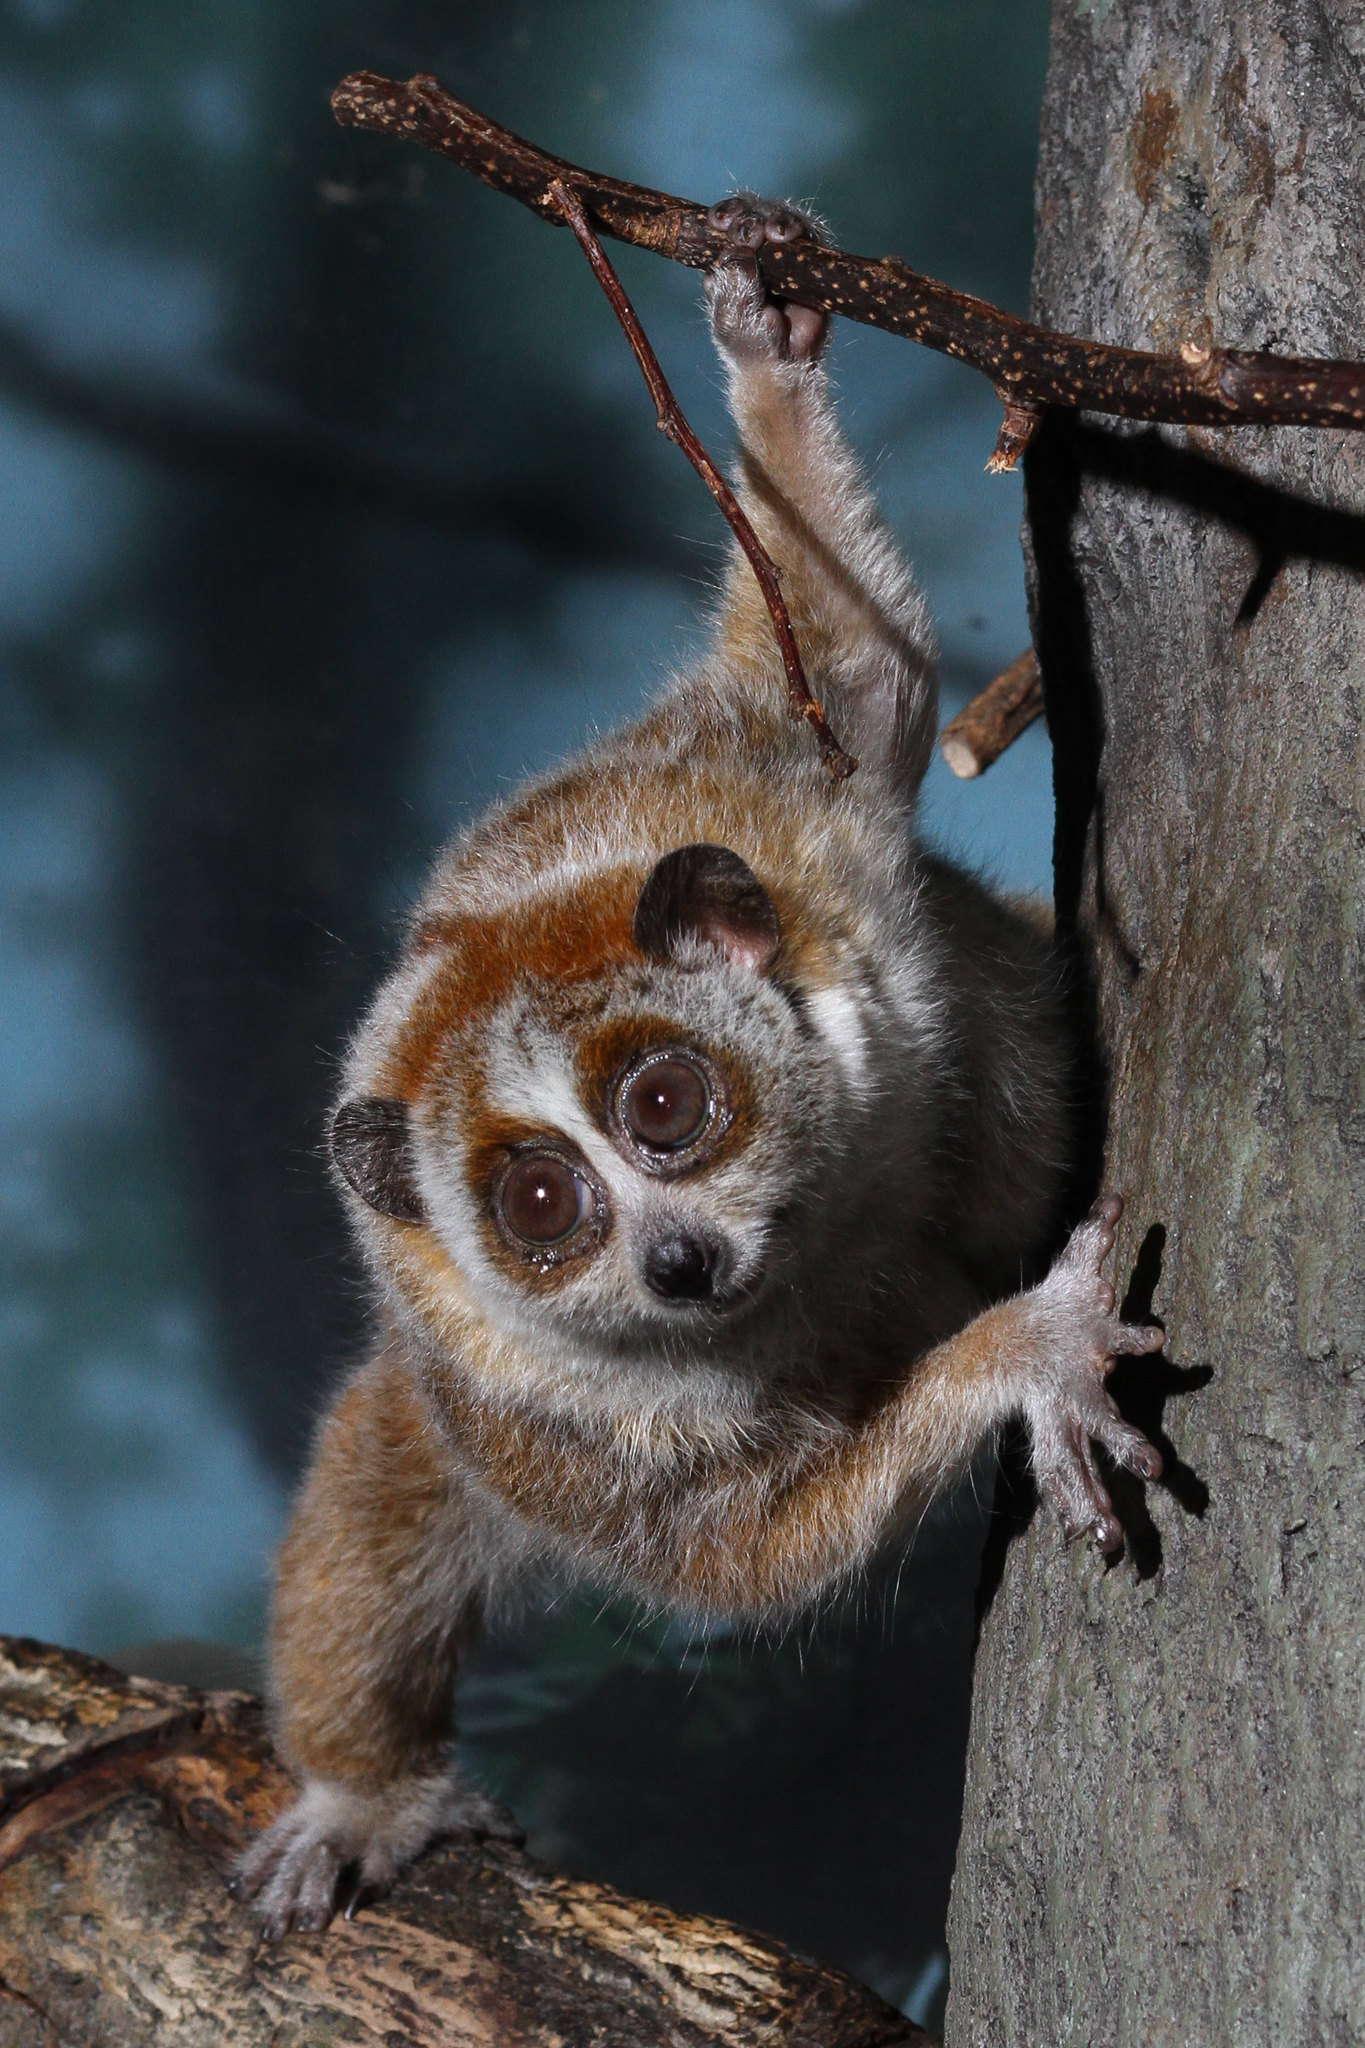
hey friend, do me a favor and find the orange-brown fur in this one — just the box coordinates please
[235,198,1163,1938]
[269,1354,473,1787]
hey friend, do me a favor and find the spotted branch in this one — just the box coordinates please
[333,69,1365,456]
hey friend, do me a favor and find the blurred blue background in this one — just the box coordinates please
[0,0,1052,2025]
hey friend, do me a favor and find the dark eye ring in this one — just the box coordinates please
[619,1055,713,1153]
[495,1151,598,1254]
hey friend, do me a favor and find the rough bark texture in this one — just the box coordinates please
[0,1637,925,2048]
[948,6,1365,2045]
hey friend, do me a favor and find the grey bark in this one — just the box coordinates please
[948,5,1365,2044]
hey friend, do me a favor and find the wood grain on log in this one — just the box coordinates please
[0,1636,927,2047]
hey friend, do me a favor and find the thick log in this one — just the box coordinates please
[0,1636,926,2048]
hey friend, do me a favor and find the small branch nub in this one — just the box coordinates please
[939,648,1044,779]
[986,395,1045,474]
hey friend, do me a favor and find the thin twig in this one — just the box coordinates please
[939,649,1045,779]
[546,178,856,780]
[332,72,1365,457]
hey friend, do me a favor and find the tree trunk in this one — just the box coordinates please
[0,1637,925,2048]
[948,5,1365,2043]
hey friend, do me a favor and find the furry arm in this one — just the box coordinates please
[440,1203,1163,1616]
[269,1344,487,1788]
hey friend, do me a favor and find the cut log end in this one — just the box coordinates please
[939,734,983,780]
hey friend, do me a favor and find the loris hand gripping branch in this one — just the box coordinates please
[235,197,1164,1936]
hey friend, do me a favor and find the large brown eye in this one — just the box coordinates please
[499,1155,591,1245]
[622,1058,710,1151]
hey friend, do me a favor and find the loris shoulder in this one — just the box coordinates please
[235,194,1163,1939]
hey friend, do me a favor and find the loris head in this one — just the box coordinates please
[331,843,871,1375]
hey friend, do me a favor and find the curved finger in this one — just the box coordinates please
[285,1839,345,1937]
[706,194,749,232]
[1094,1405,1163,1481]
[1061,1205,1120,1277]
[1068,1424,1122,1549]
[1104,1319,1165,1357]
[1037,1425,1114,1547]
[231,1820,296,1901]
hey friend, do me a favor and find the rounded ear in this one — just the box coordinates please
[331,1098,427,1223]
[632,843,780,973]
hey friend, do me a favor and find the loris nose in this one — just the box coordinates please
[645,1236,713,1301]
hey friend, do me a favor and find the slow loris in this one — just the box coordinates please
[235,195,1163,1937]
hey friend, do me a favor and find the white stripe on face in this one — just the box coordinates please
[481,1009,619,1186]
[803,980,871,1095]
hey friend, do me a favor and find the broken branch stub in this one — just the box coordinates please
[939,649,1045,780]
